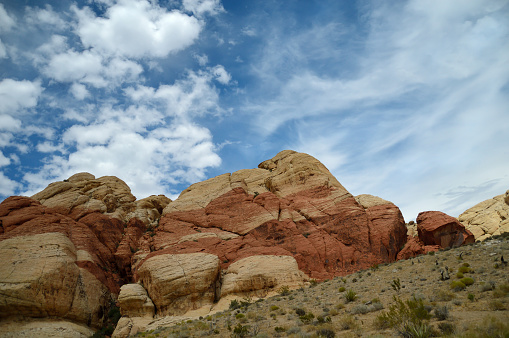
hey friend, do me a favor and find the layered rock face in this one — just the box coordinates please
[0,195,147,336]
[0,150,480,336]
[458,190,509,241]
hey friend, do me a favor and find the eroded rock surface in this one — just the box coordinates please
[459,190,509,241]
[137,253,221,316]
[417,211,475,248]
[118,284,155,318]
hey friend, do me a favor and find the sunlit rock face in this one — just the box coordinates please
[458,190,509,241]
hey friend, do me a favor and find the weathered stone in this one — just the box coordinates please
[137,253,221,316]
[0,232,109,328]
[220,255,308,298]
[458,190,509,241]
[0,319,94,338]
[417,211,475,248]
[118,284,154,318]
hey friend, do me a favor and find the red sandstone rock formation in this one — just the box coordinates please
[417,211,475,248]
[0,150,482,335]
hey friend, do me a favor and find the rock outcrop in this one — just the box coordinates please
[417,211,475,248]
[397,211,475,260]
[458,190,509,241]
[30,172,170,226]
[118,284,155,318]
[0,150,483,336]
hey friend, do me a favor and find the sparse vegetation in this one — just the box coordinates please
[129,236,509,337]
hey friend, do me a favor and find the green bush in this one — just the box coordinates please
[438,322,456,335]
[229,299,241,310]
[235,313,245,319]
[468,293,475,301]
[458,265,471,273]
[269,305,279,311]
[274,326,286,333]
[338,286,346,292]
[456,272,464,278]
[344,290,357,303]
[461,277,475,286]
[450,280,466,291]
[278,285,290,296]
[374,296,432,335]
[232,323,250,337]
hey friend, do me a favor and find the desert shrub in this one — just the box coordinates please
[232,323,250,337]
[235,313,245,319]
[438,322,456,335]
[339,315,357,330]
[328,309,339,316]
[274,326,286,333]
[278,285,290,296]
[344,290,357,303]
[499,283,509,293]
[299,312,315,323]
[295,308,306,316]
[458,265,471,273]
[461,277,475,286]
[391,278,402,292]
[270,305,279,311]
[287,326,301,335]
[432,289,455,302]
[480,281,496,292]
[335,303,345,310]
[456,272,464,278]
[489,300,506,311]
[450,280,466,291]
[316,328,335,337]
[461,316,509,337]
[351,304,369,314]
[374,296,432,335]
[309,279,318,287]
[468,293,475,301]
[229,299,241,310]
[338,286,346,292]
[433,305,449,320]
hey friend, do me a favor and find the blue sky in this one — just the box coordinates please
[0,0,508,221]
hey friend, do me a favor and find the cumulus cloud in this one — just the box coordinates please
[0,79,43,114]
[22,68,224,199]
[69,82,90,100]
[74,0,202,58]
[211,65,231,84]
[0,171,19,196]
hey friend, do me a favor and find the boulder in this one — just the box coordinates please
[137,253,221,316]
[220,255,308,298]
[417,211,475,248]
[118,284,154,318]
[0,232,109,328]
[458,190,509,241]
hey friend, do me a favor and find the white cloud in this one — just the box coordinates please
[182,0,224,17]
[25,5,67,29]
[0,151,10,167]
[0,114,22,131]
[74,0,202,58]
[43,49,143,87]
[0,171,19,196]
[0,79,43,115]
[194,53,208,66]
[23,69,224,199]
[69,82,89,100]
[0,4,15,32]
[211,65,231,84]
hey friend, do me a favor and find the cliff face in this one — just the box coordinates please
[0,150,477,336]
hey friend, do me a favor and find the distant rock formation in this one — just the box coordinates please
[0,150,480,336]
[458,190,509,241]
